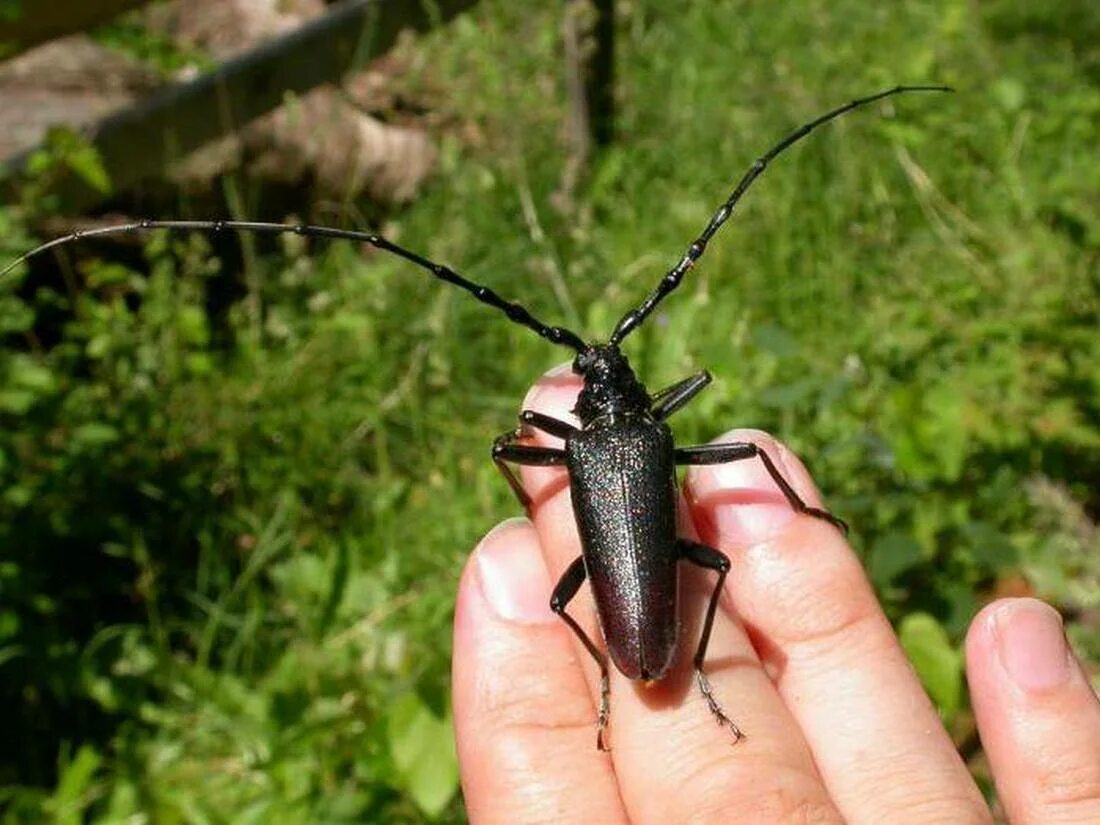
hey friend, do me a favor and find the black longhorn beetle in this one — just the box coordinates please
[3,84,951,750]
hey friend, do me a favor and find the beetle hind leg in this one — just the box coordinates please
[551,556,612,751]
[679,540,745,743]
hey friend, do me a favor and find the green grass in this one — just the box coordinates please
[1,0,1098,820]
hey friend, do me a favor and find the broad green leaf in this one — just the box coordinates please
[899,612,962,720]
[962,521,1019,574]
[72,423,120,448]
[386,693,458,819]
[0,1,21,23]
[52,745,102,825]
[751,322,800,358]
[868,531,924,589]
[64,145,112,195]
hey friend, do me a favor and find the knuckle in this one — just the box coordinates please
[752,540,883,652]
[475,649,597,746]
[853,786,991,824]
[1031,760,1100,812]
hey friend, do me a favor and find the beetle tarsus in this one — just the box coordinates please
[678,540,745,741]
[696,668,745,743]
[595,670,611,752]
[491,427,532,508]
[802,505,849,536]
[551,557,615,750]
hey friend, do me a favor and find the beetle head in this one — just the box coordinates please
[572,344,651,424]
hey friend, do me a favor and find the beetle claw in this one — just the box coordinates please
[595,672,611,751]
[695,668,746,744]
[804,506,849,536]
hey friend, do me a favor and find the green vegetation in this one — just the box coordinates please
[1,0,1098,820]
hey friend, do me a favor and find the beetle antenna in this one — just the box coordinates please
[1,219,587,352]
[609,84,953,344]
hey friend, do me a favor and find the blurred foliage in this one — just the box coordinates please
[0,1,21,24]
[0,0,1098,820]
[91,17,213,78]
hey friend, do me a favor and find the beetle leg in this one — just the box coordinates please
[491,412,575,507]
[675,442,848,534]
[519,410,578,440]
[551,556,612,751]
[650,370,712,420]
[678,540,745,743]
[491,428,567,508]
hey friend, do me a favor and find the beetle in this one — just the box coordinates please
[3,84,950,749]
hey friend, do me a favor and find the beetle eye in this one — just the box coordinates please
[573,350,594,374]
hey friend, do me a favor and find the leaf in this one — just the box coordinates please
[386,693,458,819]
[0,1,22,23]
[868,531,924,589]
[64,145,112,195]
[72,423,120,448]
[52,745,102,825]
[882,384,969,482]
[42,128,113,195]
[899,612,962,720]
[751,322,800,358]
[962,521,1019,574]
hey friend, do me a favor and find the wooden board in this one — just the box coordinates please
[3,0,479,211]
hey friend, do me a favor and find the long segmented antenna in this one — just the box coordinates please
[0,219,588,352]
[609,84,953,345]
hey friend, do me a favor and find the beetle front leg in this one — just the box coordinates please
[550,556,612,751]
[678,540,745,743]
[491,436,567,508]
[650,370,711,421]
[491,412,577,507]
[675,442,848,534]
[519,409,578,440]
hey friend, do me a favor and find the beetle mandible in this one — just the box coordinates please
[2,84,951,750]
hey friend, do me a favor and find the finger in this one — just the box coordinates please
[520,375,842,824]
[966,598,1100,824]
[453,518,627,825]
[685,430,990,824]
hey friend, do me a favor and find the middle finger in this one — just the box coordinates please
[517,369,842,824]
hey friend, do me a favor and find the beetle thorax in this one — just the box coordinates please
[572,345,651,426]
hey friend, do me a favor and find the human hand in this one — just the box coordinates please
[453,365,1100,823]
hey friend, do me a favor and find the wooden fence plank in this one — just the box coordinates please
[4,0,479,211]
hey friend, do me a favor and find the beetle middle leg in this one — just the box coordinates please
[491,411,577,507]
[675,442,848,533]
[678,539,745,743]
[550,556,612,751]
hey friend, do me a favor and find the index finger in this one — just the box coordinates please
[518,371,843,824]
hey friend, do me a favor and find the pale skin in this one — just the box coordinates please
[452,365,1100,824]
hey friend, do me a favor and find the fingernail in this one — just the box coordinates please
[475,518,557,624]
[690,430,797,545]
[992,599,1070,693]
[522,364,582,426]
[528,363,577,400]
[544,361,575,378]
